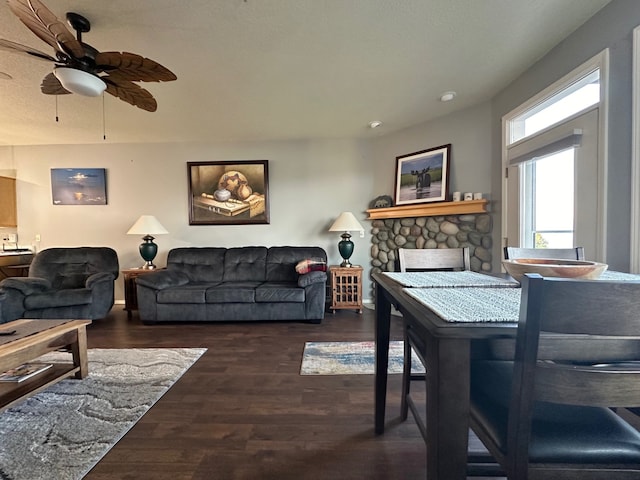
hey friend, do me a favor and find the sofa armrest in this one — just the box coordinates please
[135,270,189,290]
[86,272,115,289]
[0,277,52,295]
[298,270,327,288]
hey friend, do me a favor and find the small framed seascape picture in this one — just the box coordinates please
[394,144,451,206]
[187,160,270,225]
[51,168,107,205]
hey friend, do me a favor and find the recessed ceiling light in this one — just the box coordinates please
[440,91,456,102]
[369,120,383,129]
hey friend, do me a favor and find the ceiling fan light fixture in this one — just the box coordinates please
[53,67,106,97]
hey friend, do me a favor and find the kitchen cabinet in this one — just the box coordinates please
[0,177,17,228]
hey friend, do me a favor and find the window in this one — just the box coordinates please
[502,51,607,261]
[522,149,574,248]
[509,70,600,145]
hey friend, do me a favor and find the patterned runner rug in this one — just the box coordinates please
[300,341,425,375]
[0,348,206,480]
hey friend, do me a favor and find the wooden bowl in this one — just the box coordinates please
[502,258,608,282]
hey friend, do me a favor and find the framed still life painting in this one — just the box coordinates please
[187,160,270,225]
[394,144,451,206]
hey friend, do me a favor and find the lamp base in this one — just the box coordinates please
[139,235,159,270]
[338,233,354,268]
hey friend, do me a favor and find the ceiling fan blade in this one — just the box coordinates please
[95,52,177,82]
[103,75,158,112]
[0,38,56,61]
[40,72,71,94]
[7,0,84,59]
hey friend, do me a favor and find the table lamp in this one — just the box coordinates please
[127,215,168,269]
[329,212,364,267]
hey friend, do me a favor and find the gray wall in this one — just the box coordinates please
[491,0,640,271]
[0,102,495,303]
[370,102,494,204]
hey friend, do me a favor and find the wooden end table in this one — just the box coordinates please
[122,268,162,318]
[329,265,363,313]
[0,319,91,411]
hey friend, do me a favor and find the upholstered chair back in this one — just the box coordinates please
[30,247,119,289]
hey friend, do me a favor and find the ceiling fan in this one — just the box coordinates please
[0,0,176,112]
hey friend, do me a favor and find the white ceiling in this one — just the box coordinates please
[0,0,612,146]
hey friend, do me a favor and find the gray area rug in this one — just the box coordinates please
[0,347,206,480]
[300,341,425,375]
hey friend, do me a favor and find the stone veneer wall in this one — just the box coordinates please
[369,213,493,279]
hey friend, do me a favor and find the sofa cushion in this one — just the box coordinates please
[24,288,92,310]
[206,282,262,303]
[167,248,226,283]
[223,247,267,282]
[255,283,305,303]
[298,270,327,288]
[156,283,214,304]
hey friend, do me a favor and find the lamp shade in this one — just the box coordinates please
[53,67,107,97]
[127,215,168,235]
[328,212,364,233]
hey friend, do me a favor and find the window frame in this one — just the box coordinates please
[631,25,640,273]
[501,50,609,262]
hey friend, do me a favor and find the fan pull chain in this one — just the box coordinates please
[55,96,59,122]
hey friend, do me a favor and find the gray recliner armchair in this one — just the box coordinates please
[0,247,119,323]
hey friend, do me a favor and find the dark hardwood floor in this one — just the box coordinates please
[82,305,425,479]
[82,305,489,480]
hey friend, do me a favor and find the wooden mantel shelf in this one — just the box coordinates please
[366,199,488,220]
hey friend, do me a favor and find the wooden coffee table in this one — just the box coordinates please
[0,319,91,411]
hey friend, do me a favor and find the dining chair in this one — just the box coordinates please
[503,246,585,261]
[397,247,470,439]
[469,273,640,479]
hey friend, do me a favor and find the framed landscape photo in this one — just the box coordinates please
[187,160,270,225]
[394,144,451,206]
[51,168,107,205]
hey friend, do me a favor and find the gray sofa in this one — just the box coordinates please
[0,247,119,323]
[136,246,327,324]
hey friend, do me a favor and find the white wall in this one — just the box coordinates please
[1,139,377,301]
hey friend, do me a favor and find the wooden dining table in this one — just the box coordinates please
[372,269,640,480]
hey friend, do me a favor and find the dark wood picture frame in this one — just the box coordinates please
[394,144,451,206]
[187,160,270,225]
